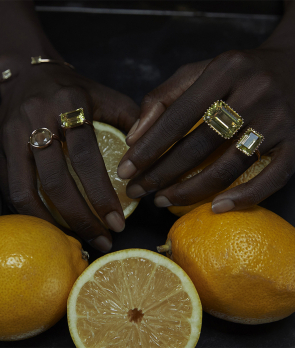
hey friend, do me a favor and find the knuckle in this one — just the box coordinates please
[172,184,190,205]
[210,161,240,188]
[10,188,32,211]
[40,166,66,195]
[141,91,158,107]
[217,50,251,72]
[70,145,94,167]
[144,172,163,190]
[74,220,93,234]
[20,96,45,118]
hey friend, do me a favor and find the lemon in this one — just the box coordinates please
[161,203,295,324]
[0,215,88,340]
[67,249,202,347]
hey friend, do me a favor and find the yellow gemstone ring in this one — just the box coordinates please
[236,128,264,156]
[203,100,244,139]
[60,108,94,130]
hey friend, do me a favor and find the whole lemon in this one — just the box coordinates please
[0,215,88,340]
[163,203,295,324]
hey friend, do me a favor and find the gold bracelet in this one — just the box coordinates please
[31,56,75,70]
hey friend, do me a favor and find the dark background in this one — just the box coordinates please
[1,1,295,347]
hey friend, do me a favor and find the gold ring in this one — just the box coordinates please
[29,128,63,149]
[31,56,75,70]
[236,128,264,156]
[60,108,95,131]
[0,69,12,82]
[203,100,244,139]
[255,149,261,161]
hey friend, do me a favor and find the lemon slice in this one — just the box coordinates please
[38,122,139,228]
[67,249,202,348]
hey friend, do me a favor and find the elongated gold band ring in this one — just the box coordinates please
[29,128,63,149]
[203,100,244,139]
[60,108,95,131]
[236,128,264,157]
[0,69,12,82]
[31,56,75,70]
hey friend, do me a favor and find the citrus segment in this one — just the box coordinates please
[38,122,139,228]
[68,249,202,348]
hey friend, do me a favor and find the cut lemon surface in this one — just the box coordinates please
[38,121,139,228]
[67,249,202,348]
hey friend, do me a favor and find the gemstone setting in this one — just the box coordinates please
[236,128,264,156]
[203,100,243,139]
[29,128,53,148]
[60,108,85,129]
[2,69,11,81]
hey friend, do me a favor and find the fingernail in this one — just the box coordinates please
[90,236,112,253]
[117,160,137,179]
[126,119,140,140]
[105,211,125,232]
[154,196,172,207]
[126,184,146,198]
[212,199,235,214]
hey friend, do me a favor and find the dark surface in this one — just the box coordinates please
[2,6,295,348]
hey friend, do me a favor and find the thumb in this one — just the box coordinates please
[126,59,212,146]
[90,82,140,134]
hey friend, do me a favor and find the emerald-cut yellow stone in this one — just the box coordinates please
[203,101,243,139]
[236,128,264,156]
[60,108,85,128]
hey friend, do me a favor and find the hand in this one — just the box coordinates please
[0,63,139,252]
[117,46,295,213]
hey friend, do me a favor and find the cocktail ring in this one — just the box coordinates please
[0,69,12,82]
[203,100,244,139]
[60,108,95,131]
[29,128,63,149]
[236,128,264,156]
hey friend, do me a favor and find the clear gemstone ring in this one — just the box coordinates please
[236,128,264,156]
[29,128,63,149]
[0,69,12,82]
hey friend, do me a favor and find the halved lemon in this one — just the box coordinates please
[38,122,139,228]
[67,249,202,348]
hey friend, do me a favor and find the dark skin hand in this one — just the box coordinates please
[118,1,295,213]
[0,1,139,252]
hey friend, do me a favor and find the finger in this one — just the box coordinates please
[126,122,223,198]
[33,139,112,253]
[7,143,57,223]
[58,93,126,233]
[153,143,257,207]
[211,144,295,213]
[126,59,212,146]
[89,82,140,133]
[65,119,126,233]
[117,56,234,180]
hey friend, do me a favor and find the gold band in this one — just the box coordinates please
[255,149,261,162]
[236,128,264,156]
[31,56,75,70]
[29,128,63,149]
[0,69,12,82]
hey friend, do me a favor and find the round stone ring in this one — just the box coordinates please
[29,128,63,149]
